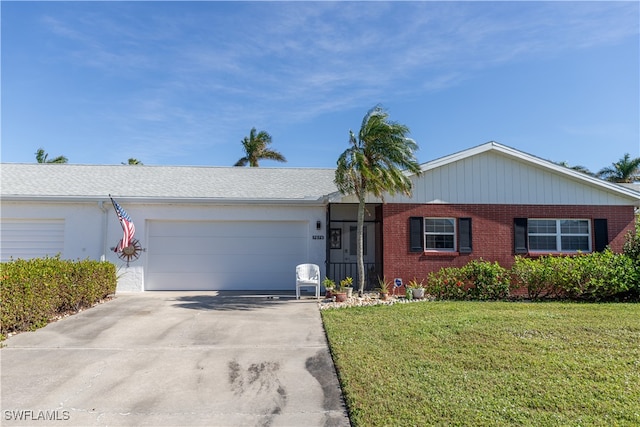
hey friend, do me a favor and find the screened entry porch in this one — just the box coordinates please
[326,203,382,291]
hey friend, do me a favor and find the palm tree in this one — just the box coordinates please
[122,158,143,165]
[335,105,422,295]
[555,161,594,176]
[35,148,68,164]
[597,153,640,183]
[234,128,286,167]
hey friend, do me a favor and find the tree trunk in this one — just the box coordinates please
[356,195,366,296]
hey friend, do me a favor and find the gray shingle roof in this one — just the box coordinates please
[1,164,339,202]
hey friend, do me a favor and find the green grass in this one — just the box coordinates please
[321,301,640,426]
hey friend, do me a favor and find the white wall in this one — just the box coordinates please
[1,200,327,293]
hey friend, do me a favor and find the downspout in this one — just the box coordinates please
[98,201,109,261]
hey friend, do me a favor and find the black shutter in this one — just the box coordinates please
[594,219,608,252]
[514,218,528,254]
[409,217,424,252]
[459,218,472,253]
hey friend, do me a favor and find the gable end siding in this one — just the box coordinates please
[367,151,638,206]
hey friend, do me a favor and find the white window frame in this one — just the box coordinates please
[424,218,456,252]
[528,218,592,253]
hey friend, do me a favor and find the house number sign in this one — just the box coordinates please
[312,235,325,240]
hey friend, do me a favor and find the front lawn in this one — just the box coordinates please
[321,301,640,426]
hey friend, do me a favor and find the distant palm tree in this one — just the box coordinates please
[555,161,594,176]
[122,158,143,165]
[597,153,640,183]
[335,105,421,295]
[35,148,68,164]
[234,128,286,167]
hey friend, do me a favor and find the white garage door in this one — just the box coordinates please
[146,220,309,291]
[0,219,65,262]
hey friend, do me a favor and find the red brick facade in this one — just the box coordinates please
[381,203,636,283]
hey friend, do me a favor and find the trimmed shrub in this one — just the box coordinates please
[426,266,467,300]
[622,217,640,298]
[511,255,560,299]
[622,216,640,265]
[511,250,638,301]
[1,256,116,338]
[461,259,510,300]
[579,250,638,301]
[426,259,510,300]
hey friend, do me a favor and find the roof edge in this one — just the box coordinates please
[0,195,328,206]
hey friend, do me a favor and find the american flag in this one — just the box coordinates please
[110,196,136,252]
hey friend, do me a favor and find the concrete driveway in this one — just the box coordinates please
[1,292,350,427]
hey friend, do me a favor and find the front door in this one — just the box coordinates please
[329,222,376,285]
[348,223,375,264]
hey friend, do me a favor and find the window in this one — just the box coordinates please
[528,219,591,252]
[425,218,456,251]
[409,217,472,253]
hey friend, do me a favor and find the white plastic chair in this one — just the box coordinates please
[296,263,320,299]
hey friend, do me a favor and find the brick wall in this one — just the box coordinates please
[381,203,636,283]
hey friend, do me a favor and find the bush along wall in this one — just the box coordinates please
[423,251,639,302]
[511,250,639,302]
[0,256,117,339]
[425,259,510,301]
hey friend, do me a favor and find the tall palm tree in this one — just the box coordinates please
[335,105,422,295]
[234,128,286,167]
[597,153,640,183]
[35,148,68,164]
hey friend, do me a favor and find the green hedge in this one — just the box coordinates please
[425,259,510,301]
[511,249,639,301]
[1,256,116,338]
[423,251,639,302]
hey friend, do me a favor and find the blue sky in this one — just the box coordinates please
[2,1,639,173]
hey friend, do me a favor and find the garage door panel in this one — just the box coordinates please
[148,253,301,274]
[149,271,294,291]
[146,220,309,290]
[147,236,305,256]
[150,221,299,237]
[1,219,65,261]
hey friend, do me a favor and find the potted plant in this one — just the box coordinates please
[377,276,392,300]
[323,277,336,298]
[340,277,354,299]
[408,278,426,299]
[333,287,348,302]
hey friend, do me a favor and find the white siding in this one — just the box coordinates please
[0,201,327,293]
[362,151,637,205]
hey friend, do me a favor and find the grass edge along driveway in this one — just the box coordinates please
[321,301,640,427]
